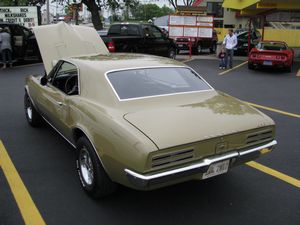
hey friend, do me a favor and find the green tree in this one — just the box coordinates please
[131,3,173,21]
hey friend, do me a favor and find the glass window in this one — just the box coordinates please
[51,62,79,95]
[108,25,121,35]
[142,25,163,38]
[107,67,211,100]
[257,42,287,51]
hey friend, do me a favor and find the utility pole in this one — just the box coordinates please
[46,0,50,24]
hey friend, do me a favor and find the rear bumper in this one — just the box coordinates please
[249,59,290,67]
[125,140,277,189]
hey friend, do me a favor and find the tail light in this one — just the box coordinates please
[281,55,286,60]
[107,41,115,53]
[276,55,280,59]
[251,54,257,58]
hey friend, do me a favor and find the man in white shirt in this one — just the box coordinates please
[223,29,237,69]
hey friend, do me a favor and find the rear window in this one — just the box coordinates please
[257,42,287,51]
[107,67,211,100]
[109,24,139,36]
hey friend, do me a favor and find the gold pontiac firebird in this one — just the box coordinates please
[24,22,277,198]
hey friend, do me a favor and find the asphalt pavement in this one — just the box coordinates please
[0,58,299,225]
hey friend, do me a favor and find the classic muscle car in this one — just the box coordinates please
[25,22,277,198]
[248,41,294,72]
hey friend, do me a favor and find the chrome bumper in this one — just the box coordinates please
[125,140,277,188]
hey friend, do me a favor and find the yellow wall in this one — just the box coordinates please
[215,28,300,47]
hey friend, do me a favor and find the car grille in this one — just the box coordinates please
[246,130,273,145]
[152,149,194,168]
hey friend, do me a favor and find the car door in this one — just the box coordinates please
[38,61,79,139]
[142,25,169,56]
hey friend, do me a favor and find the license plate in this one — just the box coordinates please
[202,160,230,179]
[263,61,272,66]
[178,44,183,47]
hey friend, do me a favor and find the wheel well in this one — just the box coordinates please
[73,128,86,143]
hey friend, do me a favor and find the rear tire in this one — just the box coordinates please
[195,43,202,55]
[168,47,176,59]
[286,64,292,73]
[24,93,43,127]
[248,62,254,70]
[76,136,117,198]
[210,42,217,53]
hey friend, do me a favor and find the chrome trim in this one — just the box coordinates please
[41,115,76,148]
[239,140,277,156]
[104,66,214,102]
[125,151,238,181]
[125,140,277,184]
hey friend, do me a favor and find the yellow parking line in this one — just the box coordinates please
[0,141,46,225]
[246,161,300,188]
[182,58,194,63]
[219,61,248,75]
[296,69,300,77]
[245,101,300,119]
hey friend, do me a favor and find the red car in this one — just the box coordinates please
[248,41,294,72]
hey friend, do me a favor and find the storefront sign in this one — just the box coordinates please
[0,6,38,28]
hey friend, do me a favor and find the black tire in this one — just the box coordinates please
[195,43,202,55]
[24,93,43,127]
[76,136,117,198]
[168,47,176,59]
[210,42,217,53]
[248,62,254,70]
[286,64,292,73]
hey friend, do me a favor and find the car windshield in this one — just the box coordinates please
[107,67,212,100]
[257,42,287,51]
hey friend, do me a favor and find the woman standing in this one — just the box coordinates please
[0,27,13,69]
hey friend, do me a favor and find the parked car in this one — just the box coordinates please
[234,30,261,55]
[0,23,40,62]
[97,30,115,53]
[248,41,294,72]
[103,22,177,58]
[25,22,277,198]
[175,30,218,54]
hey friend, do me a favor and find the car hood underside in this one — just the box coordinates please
[124,92,274,150]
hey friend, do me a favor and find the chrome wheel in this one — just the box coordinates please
[79,147,94,185]
[197,44,202,53]
[26,98,33,120]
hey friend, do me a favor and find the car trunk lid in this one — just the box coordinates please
[124,92,274,150]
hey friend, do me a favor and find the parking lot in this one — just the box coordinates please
[0,57,299,225]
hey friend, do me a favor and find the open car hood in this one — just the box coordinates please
[33,22,109,74]
[124,92,274,150]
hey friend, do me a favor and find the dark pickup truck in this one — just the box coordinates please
[101,23,177,58]
[175,30,218,54]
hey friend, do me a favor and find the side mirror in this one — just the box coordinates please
[40,76,48,86]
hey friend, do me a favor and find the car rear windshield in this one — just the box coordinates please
[257,42,287,51]
[107,67,212,100]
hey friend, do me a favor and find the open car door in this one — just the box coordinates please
[33,22,109,74]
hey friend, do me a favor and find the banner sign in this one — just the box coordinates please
[0,6,38,28]
[169,15,213,38]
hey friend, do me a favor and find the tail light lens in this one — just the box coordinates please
[107,41,115,53]
[281,55,286,60]
[251,54,256,58]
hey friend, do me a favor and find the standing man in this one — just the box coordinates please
[0,27,13,69]
[223,28,237,69]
